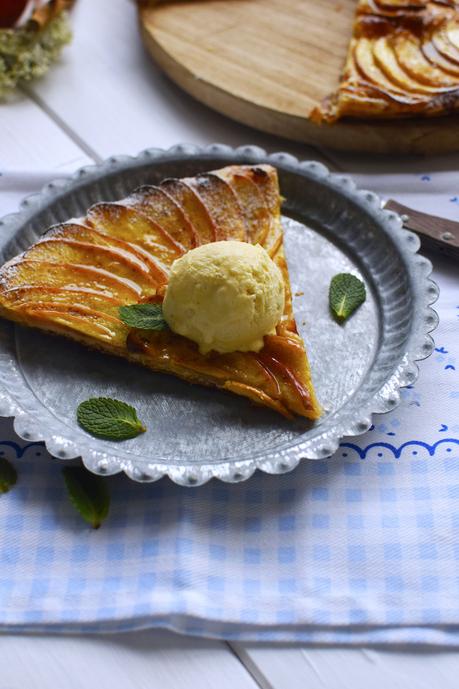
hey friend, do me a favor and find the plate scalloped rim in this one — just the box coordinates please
[0,144,439,486]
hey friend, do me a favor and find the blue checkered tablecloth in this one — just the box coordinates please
[0,169,458,643]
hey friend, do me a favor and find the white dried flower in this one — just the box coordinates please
[0,12,71,98]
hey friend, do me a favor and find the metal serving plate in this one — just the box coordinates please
[0,145,438,485]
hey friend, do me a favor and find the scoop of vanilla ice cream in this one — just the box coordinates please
[162,241,285,354]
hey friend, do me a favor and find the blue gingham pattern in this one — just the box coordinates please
[0,171,458,643]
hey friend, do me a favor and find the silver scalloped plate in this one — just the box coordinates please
[0,145,439,486]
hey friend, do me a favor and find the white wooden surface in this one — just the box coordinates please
[24,0,323,161]
[0,632,259,689]
[1,91,90,171]
[233,646,459,689]
[1,0,458,685]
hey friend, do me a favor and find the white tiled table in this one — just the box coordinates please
[1,0,458,685]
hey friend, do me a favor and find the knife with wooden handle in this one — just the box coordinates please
[385,199,459,261]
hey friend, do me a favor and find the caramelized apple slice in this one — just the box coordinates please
[258,351,314,417]
[392,31,458,86]
[337,83,429,117]
[26,239,157,295]
[87,203,184,266]
[129,185,197,250]
[223,380,291,418]
[160,178,217,244]
[375,0,425,8]
[128,329,289,412]
[360,0,428,18]
[43,223,168,285]
[2,259,142,300]
[241,165,281,221]
[447,22,459,49]
[240,166,282,251]
[185,174,248,242]
[353,37,421,97]
[218,351,283,399]
[263,326,319,417]
[432,22,459,65]
[215,167,272,245]
[15,303,127,346]
[1,286,123,316]
[373,36,449,94]
[422,36,459,76]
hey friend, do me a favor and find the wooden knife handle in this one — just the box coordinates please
[385,199,459,261]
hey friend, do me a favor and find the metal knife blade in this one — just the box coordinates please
[384,199,459,261]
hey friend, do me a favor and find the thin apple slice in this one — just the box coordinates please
[223,380,291,418]
[336,82,412,118]
[218,351,282,399]
[128,321,286,406]
[257,351,314,417]
[373,36,447,93]
[185,174,248,242]
[16,303,127,346]
[375,0,425,7]
[16,301,123,329]
[214,167,272,245]
[129,185,197,250]
[125,329,236,383]
[445,19,459,52]
[160,178,217,244]
[26,239,158,295]
[392,31,458,86]
[87,203,183,267]
[240,165,281,221]
[422,36,459,76]
[432,21,459,64]
[237,165,281,250]
[265,231,283,260]
[2,259,142,301]
[353,37,422,96]
[45,223,168,285]
[360,0,424,17]
[2,286,124,316]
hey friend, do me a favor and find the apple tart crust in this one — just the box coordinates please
[0,165,321,421]
[312,0,459,121]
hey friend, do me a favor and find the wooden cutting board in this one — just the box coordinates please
[139,0,459,154]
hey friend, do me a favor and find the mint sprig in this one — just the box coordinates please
[119,303,167,330]
[329,273,366,323]
[63,466,110,529]
[77,397,146,441]
[0,457,17,494]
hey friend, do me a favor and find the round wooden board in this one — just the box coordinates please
[139,0,459,155]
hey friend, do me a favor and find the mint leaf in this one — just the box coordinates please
[77,397,146,441]
[63,466,110,529]
[119,303,167,330]
[0,457,17,494]
[329,273,366,323]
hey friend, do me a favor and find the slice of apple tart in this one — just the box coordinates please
[313,0,459,122]
[0,164,321,421]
